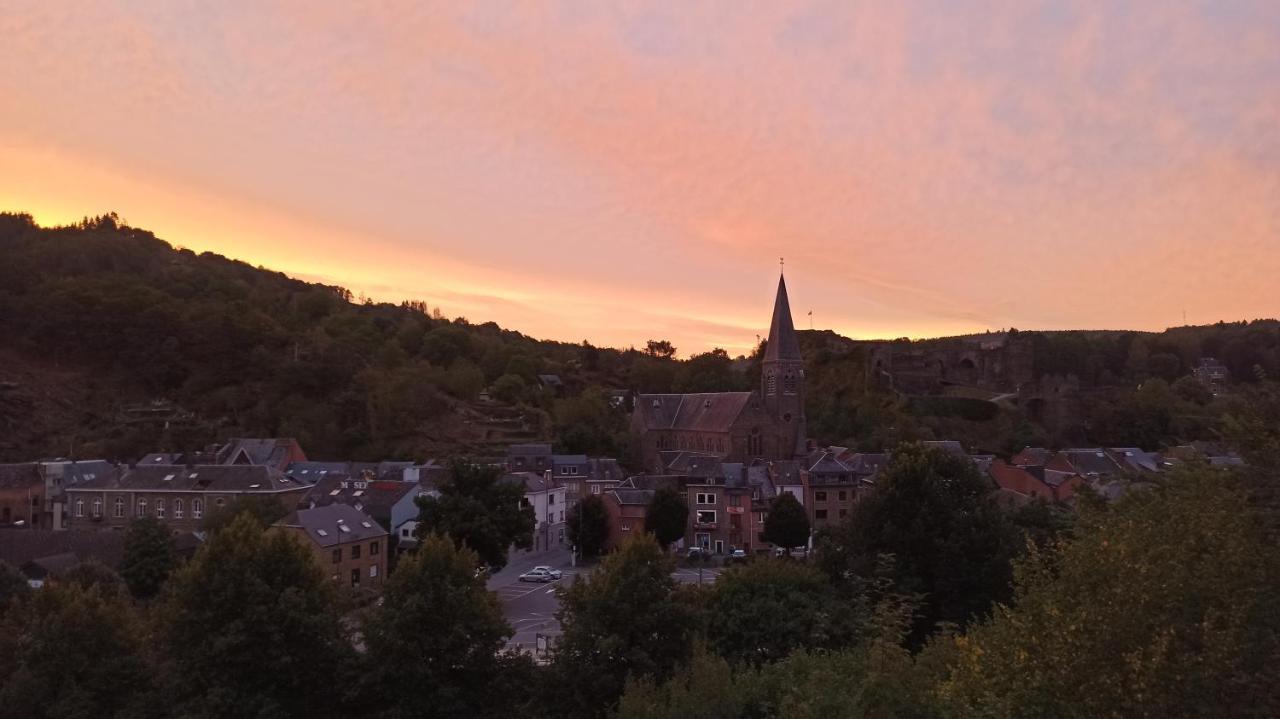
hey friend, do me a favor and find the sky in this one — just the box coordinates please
[2,1,1277,356]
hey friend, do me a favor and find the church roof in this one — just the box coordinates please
[763,274,802,363]
[634,392,754,433]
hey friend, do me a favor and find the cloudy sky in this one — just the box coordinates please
[2,2,1277,355]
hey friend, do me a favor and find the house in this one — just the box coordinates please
[552,455,589,503]
[0,464,46,529]
[300,473,420,551]
[988,460,1056,502]
[503,472,567,552]
[507,443,554,474]
[1193,357,1230,394]
[1047,449,1123,479]
[805,449,859,531]
[582,458,625,499]
[137,438,308,473]
[65,464,310,531]
[602,488,653,551]
[274,504,388,594]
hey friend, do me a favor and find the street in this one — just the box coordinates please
[488,547,724,655]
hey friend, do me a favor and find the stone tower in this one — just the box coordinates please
[760,273,806,457]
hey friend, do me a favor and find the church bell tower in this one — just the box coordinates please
[761,272,806,456]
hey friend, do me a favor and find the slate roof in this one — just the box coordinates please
[0,463,42,490]
[0,529,126,568]
[661,451,724,478]
[763,274,802,363]
[1106,448,1162,473]
[138,453,184,466]
[301,475,417,524]
[847,453,890,477]
[1011,447,1053,466]
[608,489,654,506]
[56,460,116,489]
[634,392,754,433]
[219,438,303,468]
[1055,449,1123,477]
[768,460,805,485]
[276,504,387,548]
[502,472,554,493]
[69,464,294,494]
[922,440,966,457]
[284,461,351,485]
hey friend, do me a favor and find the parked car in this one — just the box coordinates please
[686,547,705,560]
[531,565,562,580]
[519,568,557,583]
[724,548,748,565]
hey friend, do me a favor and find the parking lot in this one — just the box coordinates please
[491,550,726,655]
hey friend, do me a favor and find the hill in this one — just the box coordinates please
[2,211,1278,462]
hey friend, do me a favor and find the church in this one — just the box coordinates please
[631,273,807,471]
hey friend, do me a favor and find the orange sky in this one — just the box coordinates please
[2,2,1278,355]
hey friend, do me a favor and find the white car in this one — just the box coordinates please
[518,567,560,583]
[532,565,563,580]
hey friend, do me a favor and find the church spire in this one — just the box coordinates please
[763,272,802,363]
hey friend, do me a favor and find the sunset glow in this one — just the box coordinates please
[2,2,1277,354]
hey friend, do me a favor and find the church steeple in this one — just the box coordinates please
[760,270,806,457]
[763,273,802,364]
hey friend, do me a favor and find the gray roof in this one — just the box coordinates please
[301,475,417,523]
[768,460,805,485]
[502,472,553,493]
[662,451,724,478]
[276,504,387,548]
[70,464,295,494]
[763,274,802,363]
[56,460,116,488]
[608,489,654,506]
[0,463,42,490]
[922,440,966,457]
[1058,449,1123,476]
[553,455,589,466]
[218,438,302,468]
[0,529,126,568]
[1107,448,1161,473]
[635,392,753,433]
[284,461,351,485]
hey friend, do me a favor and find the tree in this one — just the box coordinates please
[119,516,177,600]
[60,561,128,598]
[942,466,1280,717]
[415,459,535,570]
[554,534,700,718]
[161,514,352,717]
[644,339,677,359]
[645,487,688,550]
[761,492,810,550]
[361,535,526,718]
[0,583,157,718]
[199,494,290,533]
[817,443,1020,644]
[0,560,30,613]
[705,559,863,666]
[567,494,611,558]
[490,373,527,403]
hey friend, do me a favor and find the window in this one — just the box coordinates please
[696,492,716,505]
[370,565,378,578]
[549,494,555,506]
[370,541,380,556]
[215,497,225,508]
[350,569,360,588]
[137,498,148,517]
[729,494,742,507]
[766,372,777,395]
[401,528,411,538]
[696,510,716,525]
[591,485,601,495]
[621,521,632,533]
[351,544,362,560]
[114,497,125,518]
[75,499,84,518]
[815,509,828,520]
[756,512,765,524]
[784,374,797,395]
[559,510,564,522]
[815,491,827,502]
[570,466,579,475]
[332,549,341,564]
[155,499,165,519]
[92,499,102,518]
[192,499,203,519]
[838,491,847,501]
[174,499,184,519]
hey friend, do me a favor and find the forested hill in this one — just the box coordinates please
[2,212,1279,463]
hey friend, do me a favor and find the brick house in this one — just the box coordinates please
[65,464,309,531]
[0,464,45,529]
[804,450,859,532]
[602,488,653,551]
[274,504,388,593]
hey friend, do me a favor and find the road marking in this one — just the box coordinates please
[545,587,556,594]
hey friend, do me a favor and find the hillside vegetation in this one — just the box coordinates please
[2,211,1278,462]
